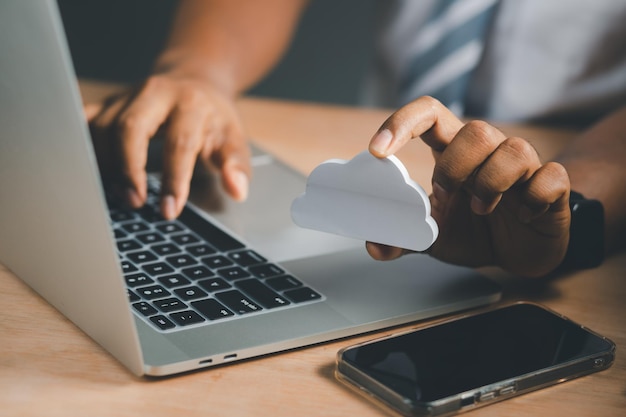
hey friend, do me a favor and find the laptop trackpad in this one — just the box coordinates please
[284,249,502,324]
[187,149,362,263]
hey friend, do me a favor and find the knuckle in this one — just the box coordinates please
[543,161,568,177]
[168,131,201,153]
[180,88,209,108]
[117,113,149,137]
[526,162,570,203]
[542,162,570,190]
[500,136,536,160]
[460,120,502,150]
[419,95,443,108]
[417,96,444,118]
[142,74,169,92]
[464,119,496,138]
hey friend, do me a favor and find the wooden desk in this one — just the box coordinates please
[1,81,624,417]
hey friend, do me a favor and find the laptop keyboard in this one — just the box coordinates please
[109,183,323,332]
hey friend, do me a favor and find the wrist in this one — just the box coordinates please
[153,49,238,98]
[557,191,605,273]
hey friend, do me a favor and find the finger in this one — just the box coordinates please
[219,148,251,203]
[365,242,406,261]
[90,95,128,134]
[115,78,177,208]
[199,102,252,202]
[85,92,127,123]
[88,92,131,131]
[431,120,507,206]
[369,96,464,158]
[469,136,542,215]
[84,102,103,121]
[518,162,570,225]
[159,101,209,219]
[210,119,252,203]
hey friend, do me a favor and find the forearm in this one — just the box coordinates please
[154,0,309,96]
[555,106,626,254]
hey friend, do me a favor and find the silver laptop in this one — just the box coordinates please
[0,0,501,376]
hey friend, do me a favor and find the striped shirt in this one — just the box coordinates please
[362,0,626,127]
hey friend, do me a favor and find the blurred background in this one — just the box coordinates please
[58,0,377,106]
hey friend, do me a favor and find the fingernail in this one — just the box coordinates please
[432,182,451,205]
[233,170,249,201]
[161,195,177,220]
[370,129,393,156]
[126,187,143,208]
[471,195,490,215]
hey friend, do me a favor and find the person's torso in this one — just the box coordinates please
[366,0,626,126]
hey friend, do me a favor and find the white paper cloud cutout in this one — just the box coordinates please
[291,151,438,251]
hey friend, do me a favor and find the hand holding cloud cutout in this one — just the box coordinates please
[291,151,438,251]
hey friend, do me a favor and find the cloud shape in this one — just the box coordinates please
[291,151,438,251]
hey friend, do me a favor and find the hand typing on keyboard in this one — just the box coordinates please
[85,70,251,221]
[82,2,310,221]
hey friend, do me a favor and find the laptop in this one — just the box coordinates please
[0,0,501,377]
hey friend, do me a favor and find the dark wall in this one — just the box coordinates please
[58,0,377,106]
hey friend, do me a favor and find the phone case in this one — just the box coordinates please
[336,302,615,417]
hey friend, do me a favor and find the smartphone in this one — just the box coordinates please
[336,302,615,417]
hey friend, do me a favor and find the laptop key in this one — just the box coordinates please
[166,254,197,268]
[122,221,150,234]
[153,297,187,312]
[171,233,200,246]
[133,301,158,316]
[158,274,191,288]
[178,207,245,252]
[139,205,164,223]
[249,263,284,279]
[198,277,231,292]
[151,243,181,256]
[135,232,165,244]
[217,266,251,281]
[127,250,158,264]
[191,299,235,320]
[202,255,233,269]
[284,287,322,303]
[266,275,302,291]
[186,244,217,257]
[155,222,184,234]
[215,290,263,314]
[117,239,142,252]
[142,262,175,276]
[228,250,266,266]
[121,261,138,273]
[127,289,140,302]
[125,273,153,287]
[181,265,214,280]
[114,228,128,239]
[235,279,290,309]
[169,310,206,326]
[174,286,209,301]
[136,285,170,300]
[110,210,136,223]
[150,315,176,330]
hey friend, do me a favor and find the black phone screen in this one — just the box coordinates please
[340,303,613,403]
